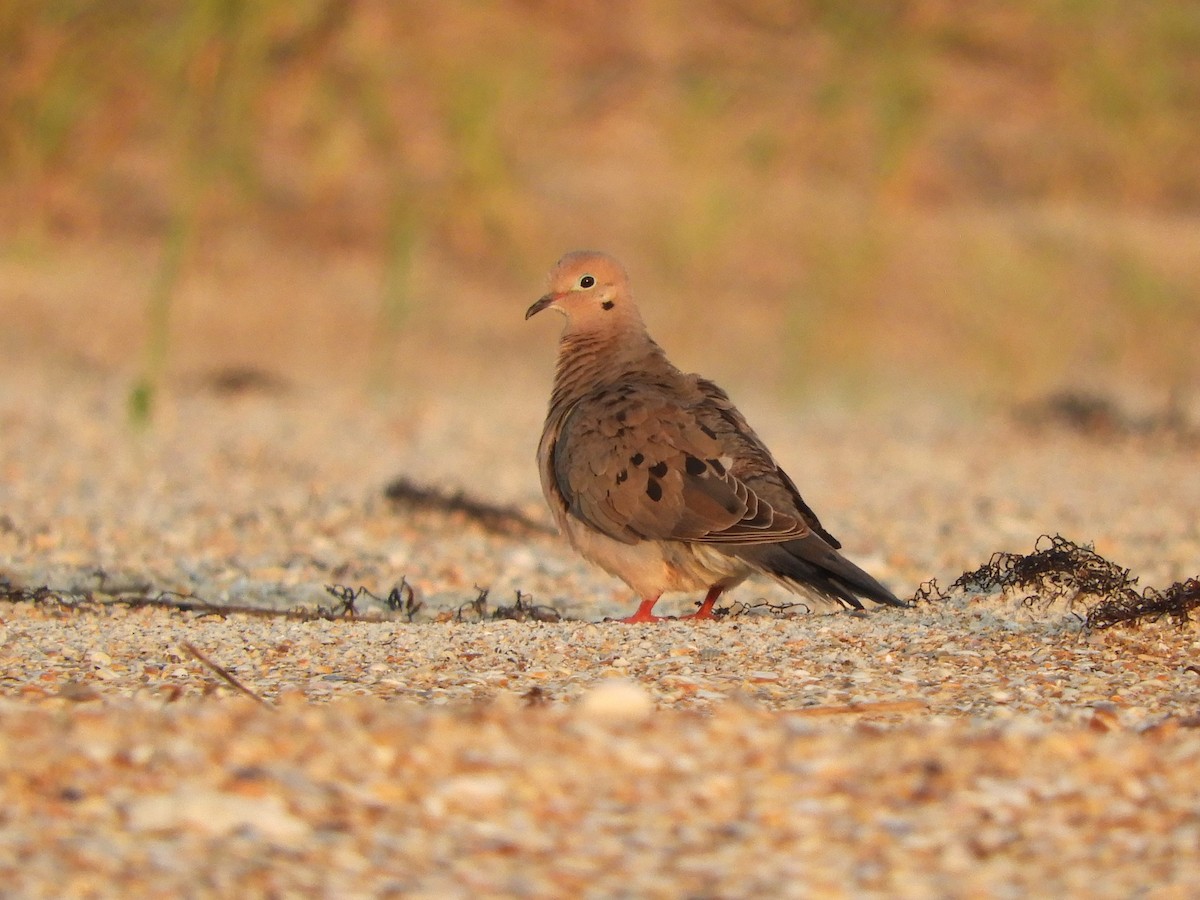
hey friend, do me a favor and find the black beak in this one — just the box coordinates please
[525,293,556,320]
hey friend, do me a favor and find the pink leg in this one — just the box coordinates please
[681,585,724,620]
[617,595,665,623]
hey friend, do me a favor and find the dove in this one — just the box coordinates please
[526,250,906,623]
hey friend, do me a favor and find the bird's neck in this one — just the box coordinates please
[550,328,670,409]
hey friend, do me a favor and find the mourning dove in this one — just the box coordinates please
[527,250,906,623]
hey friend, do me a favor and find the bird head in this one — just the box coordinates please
[525,251,639,333]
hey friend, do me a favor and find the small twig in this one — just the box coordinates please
[182,641,272,708]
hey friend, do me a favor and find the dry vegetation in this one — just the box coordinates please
[2,1,1199,406]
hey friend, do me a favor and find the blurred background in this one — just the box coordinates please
[2,0,1198,413]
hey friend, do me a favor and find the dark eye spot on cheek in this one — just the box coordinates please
[602,300,614,310]
[646,478,662,502]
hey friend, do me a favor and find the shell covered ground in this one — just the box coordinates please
[1,362,1199,897]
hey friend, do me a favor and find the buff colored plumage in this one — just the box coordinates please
[527,250,906,622]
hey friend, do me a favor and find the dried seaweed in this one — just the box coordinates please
[1,572,566,625]
[383,476,555,537]
[455,586,491,621]
[911,579,948,604]
[0,581,74,607]
[452,586,564,623]
[1087,577,1200,630]
[0,575,410,623]
[199,366,291,395]
[922,534,1200,628]
[721,597,816,618]
[323,579,422,621]
[1015,391,1126,436]
[1016,389,1199,444]
[492,591,564,623]
[951,534,1139,606]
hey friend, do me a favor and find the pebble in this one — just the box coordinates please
[576,679,655,723]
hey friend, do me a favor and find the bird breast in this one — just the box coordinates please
[560,514,751,598]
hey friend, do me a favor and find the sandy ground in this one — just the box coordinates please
[2,361,1199,897]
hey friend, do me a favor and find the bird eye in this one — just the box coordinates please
[579,275,595,289]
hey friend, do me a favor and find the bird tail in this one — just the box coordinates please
[738,534,907,609]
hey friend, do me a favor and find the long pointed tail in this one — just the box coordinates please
[738,533,907,609]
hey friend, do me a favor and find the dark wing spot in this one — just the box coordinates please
[699,424,718,439]
[616,469,628,484]
[649,460,668,478]
[646,478,662,502]
[601,300,615,310]
[707,458,726,476]
[684,455,706,476]
[630,452,645,467]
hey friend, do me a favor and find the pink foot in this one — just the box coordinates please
[614,587,725,623]
[678,586,724,621]
[616,597,665,623]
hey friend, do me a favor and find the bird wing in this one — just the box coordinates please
[692,377,843,549]
[550,381,815,546]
